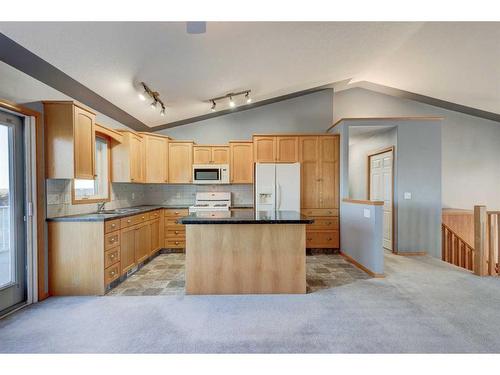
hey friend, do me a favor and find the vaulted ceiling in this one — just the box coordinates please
[0,22,499,129]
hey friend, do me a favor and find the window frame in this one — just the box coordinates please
[71,136,111,205]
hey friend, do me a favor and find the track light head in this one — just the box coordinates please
[160,106,166,116]
[150,100,158,109]
[229,96,236,108]
[245,92,252,104]
[138,92,146,101]
[211,100,216,112]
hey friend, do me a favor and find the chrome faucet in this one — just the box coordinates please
[97,202,106,213]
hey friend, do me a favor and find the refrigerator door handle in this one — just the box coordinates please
[277,183,281,210]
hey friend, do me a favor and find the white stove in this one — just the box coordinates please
[189,192,231,213]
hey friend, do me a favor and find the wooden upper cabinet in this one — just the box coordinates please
[168,141,193,183]
[230,141,254,183]
[73,106,96,179]
[253,136,276,162]
[212,146,229,164]
[143,134,168,183]
[276,136,298,162]
[193,145,229,164]
[111,131,144,183]
[193,146,212,164]
[44,101,96,179]
[299,136,320,208]
[299,135,339,209]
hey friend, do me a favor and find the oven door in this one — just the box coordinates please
[193,167,221,184]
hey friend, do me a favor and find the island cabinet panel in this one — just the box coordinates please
[44,101,96,179]
[253,136,276,162]
[143,134,168,183]
[229,141,254,183]
[168,142,193,183]
[299,135,340,249]
[185,224,306,294]
[276,136,298,162]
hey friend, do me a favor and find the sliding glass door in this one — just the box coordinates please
[0,111,26,315]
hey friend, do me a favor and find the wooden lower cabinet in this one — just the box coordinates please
[164,208,188,249]
[48,209,165,296]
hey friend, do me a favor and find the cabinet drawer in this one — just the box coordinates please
[165,218,184,228]
[164,209,189,217]
[104,247,120,268]
[120,213,150,228]
[104,219,121,234]
[306,231,339,248]
[166,229,186,238]
[302,208,338,217]
[165,239,185,248]
[104,262,121,285]
[149,210,162,220]
[104,231,120,250]
[307,217,339,230]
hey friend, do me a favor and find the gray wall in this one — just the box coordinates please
[341,201,384,275]
[334,87,500,210]
[156,90,334,143]
[335,119,442,257]
[348,127,397,199]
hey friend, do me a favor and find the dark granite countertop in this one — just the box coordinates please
[179,210,313,224]
[46,204,256,222]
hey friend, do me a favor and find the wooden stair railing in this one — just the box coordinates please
[442,223,475,271]
[472,206,499,277]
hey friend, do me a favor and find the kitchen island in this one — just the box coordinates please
[179,210,313,295]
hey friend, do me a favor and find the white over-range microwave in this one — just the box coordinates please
[192,164,230,184]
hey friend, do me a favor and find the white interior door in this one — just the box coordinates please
[369,150,393,251]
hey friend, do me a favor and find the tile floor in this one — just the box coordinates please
[106,253,371,296]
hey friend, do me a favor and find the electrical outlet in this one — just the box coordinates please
[404,192,412,200]
[363,208,371,218]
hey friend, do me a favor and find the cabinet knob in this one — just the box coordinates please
[141,216,145,219]
[110,254,115,259]
[328,238,332,241]
[127,220,131,223]
[175,241,179,245]
[111,224,116,228]
[175,211,179,214]
[110,271,116,276]
[110,238,115,243]
[175,231,179,234]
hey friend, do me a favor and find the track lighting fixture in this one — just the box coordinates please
[207,90,252,112]
[138,82,166,116]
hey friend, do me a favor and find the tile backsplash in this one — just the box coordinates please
[46,180,254,218]
[142,184,253,207]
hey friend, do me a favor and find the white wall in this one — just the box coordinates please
[156,89,334,143]
[334,87,500,210]
[348,127,397,199]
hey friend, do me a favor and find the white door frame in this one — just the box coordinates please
[367,146,396,253]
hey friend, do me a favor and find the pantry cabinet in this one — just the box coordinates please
[168,141,194,183]
[111,131,144,183]
[44,101,96,179]
[229,141,254,183]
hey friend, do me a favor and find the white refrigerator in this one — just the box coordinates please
[255,163,301,212]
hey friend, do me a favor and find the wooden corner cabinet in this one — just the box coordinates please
[44,101,96,179]
[229,141,254,183]
[193,145,229,164]
[168,141,194,183]
[48,209,164,296]
[111,131,144,183]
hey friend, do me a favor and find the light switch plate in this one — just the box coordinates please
[363,208,371,218]
[404,192,412,200]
